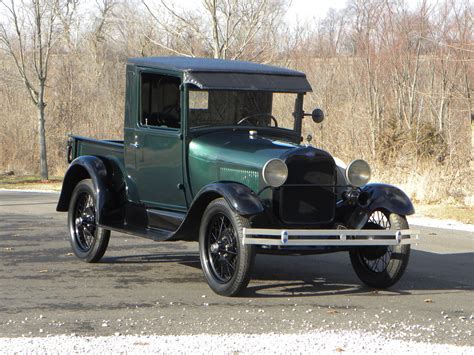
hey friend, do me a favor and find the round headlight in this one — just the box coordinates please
[262,159,288,187]
[346,159,371,187]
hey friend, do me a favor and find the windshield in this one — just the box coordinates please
[188,89,301,131]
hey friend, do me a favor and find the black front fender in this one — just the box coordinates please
[195,182,264,216]
[345,183,415,228]
[172,182,264,241]
[56,156,110,224]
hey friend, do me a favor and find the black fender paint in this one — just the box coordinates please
[345,183,415,228]
[56,156,110,224]
[171,182,264,240]
[195,182,264,216]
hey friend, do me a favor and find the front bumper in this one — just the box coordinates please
[242,228,418,246]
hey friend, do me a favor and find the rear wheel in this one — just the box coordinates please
[350,210,410,288]
[199,198,255,296]
[68,179,110,263]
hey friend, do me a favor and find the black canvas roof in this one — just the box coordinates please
[128,57,312,93]
[128,57,305,76]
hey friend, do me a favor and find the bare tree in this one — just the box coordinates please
[142,0,288,61]
[0,0,62,179]
[87,0,118,77]
[346,0,385,158]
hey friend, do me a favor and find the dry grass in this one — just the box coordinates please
[415,204,474,225]
[0,175,62,191]
[375,165,473,206]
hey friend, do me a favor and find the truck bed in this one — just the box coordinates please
[70,135,124,163]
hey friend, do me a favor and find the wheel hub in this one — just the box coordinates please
[210,243,219,253]
[361,246,388,260]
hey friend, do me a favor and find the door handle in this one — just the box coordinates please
[129,142,141,149]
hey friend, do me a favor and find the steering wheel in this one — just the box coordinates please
[237,113,278,127]
[158,103,180,125]
[161,103,179,115]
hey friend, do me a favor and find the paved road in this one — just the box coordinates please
[0,191,473,346]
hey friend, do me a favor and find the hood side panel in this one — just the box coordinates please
[187,131,334,199]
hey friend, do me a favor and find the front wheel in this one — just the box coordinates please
[350,211,410,289]
[67,179,110,263]
[199,198,255,296]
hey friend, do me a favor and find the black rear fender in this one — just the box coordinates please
[56,156,125,224]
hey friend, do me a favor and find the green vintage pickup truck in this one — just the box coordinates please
[57,57,417,296]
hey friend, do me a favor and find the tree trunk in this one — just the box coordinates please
[210,0,220,59]
[37,83,48,180]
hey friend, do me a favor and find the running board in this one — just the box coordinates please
[99,223,174,242]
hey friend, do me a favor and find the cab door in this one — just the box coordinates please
[130,70,187,211]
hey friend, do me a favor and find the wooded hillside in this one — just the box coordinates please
[0,0,472,205]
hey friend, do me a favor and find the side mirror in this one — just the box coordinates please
[311,108,324,124]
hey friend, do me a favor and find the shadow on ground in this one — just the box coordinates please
[100,249,474,298]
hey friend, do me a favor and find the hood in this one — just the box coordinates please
[187,130,334,194]
[189,130,299,168]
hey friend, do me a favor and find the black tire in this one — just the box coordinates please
[68,179,110,263]
[350,211,410,289]
[199,198,255,296]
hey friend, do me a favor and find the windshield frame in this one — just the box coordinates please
[184,86,305,140]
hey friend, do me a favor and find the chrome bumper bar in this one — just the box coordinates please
[242,228,418,246]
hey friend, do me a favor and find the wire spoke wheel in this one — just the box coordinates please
[73,192,97,252]
[349,210,411,289]
[199,198,255,296]
[360,211,394,273]
[207,213,238,283]
[67,179,110,263]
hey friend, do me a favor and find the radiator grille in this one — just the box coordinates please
[276,153,336,224]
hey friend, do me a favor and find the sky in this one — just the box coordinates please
[285,0,348,22]
[0,0,431,31]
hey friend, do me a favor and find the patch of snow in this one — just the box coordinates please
[0,189,59,194]
[409,216,474,233]
[0,331,471,354]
